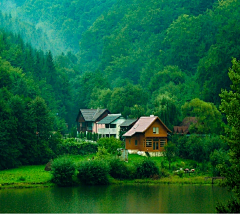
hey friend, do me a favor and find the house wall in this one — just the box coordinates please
[93,111,110,133]
[113,118,126,139]
[77,113,85,123]
[145,120,168,137]
[97,118,126,138]
[125,134,145,150]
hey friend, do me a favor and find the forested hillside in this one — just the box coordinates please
[1,0,240,130]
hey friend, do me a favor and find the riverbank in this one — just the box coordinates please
[0,154,221,189]
[0,167,219,189]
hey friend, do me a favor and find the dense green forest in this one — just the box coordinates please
[0,0,240,167]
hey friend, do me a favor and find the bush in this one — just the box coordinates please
[135,158,159,179]
[51,155,77,187]
[97,137,123,154]
[177,170,184,178]
[95,147,112,160]
[56,138,98,155]
[159,168,170,178]
[109,158,130,180]
[210,149,230,176]
[216,197,240,213]
[77,160,110,185]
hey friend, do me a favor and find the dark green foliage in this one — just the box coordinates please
[163,142,178,169]
[210,149,230,176]
[77,160,110,185]
[219,59,240,203]
[159,168,170,178]
[174,135,227,163]
[51,155,77,187]
[134,158,159,179]
[181,98,223,134]
[109,158,130,180]
[69,126,77,138]
[0,93,22,169]
[56,138,98,156]
[216,198,240,213]
[97,137,123,154]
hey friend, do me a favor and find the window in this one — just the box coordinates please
[110,124,116,128]
[129,139,131,144]
[156,142,159,150]
[135,140,138,146]
[106,124,109,128]
[160,140,166,147]
[153,127,159,134]
[146,139,152,147]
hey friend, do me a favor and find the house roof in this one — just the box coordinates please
[76,109,109,122]
[180,117,198,126]
[173,117,198,134]
[123,116,171,137]
[97,114,122,124]
[173,126,189,134]
[120,119,138,127]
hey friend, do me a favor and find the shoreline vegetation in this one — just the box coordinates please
[0,154,223,189]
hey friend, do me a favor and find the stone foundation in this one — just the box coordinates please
[127,150,164,157]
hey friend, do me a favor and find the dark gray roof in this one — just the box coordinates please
[120,119,138,127]
[80,109,108,122]
[98,114,122,124]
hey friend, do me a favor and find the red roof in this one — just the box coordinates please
[123,116,171,137]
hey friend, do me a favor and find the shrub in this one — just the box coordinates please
[109,158,130,180]
[159,168,170,178]
[216,197,240,213]
[51,155,77,187]
[77,160,110,185]
[97,137,123,154]
[56,138,98,155]
[95,147,112,160]
[210,149,230,176]
[177,170,184,178]
[135,158,159,179]
[18,176,26,181]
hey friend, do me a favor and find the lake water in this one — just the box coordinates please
[0,184,232,213]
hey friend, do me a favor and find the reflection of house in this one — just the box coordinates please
[76,109,110,133]
[123,116,171,154]
[173,117,198,135]
[97,114,126,139]
[119,119,138,141]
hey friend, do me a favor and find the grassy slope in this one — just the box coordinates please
[0,154,217,189]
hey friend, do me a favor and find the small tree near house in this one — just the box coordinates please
[163,142,178,170]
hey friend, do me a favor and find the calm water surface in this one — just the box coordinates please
[0,184,232,213]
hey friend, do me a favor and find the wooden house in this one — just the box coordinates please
[76,109,110,133]
[123,116,171,153]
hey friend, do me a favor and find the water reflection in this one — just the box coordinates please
[0,184,232,213]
